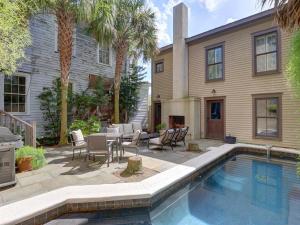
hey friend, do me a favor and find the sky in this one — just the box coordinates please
[143,0,272,81]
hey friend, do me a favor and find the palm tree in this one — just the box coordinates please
[18,0,104,144]
[261,0,300,30]
[87,0,158,123]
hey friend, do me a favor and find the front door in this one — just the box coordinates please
[154,102,161,132]
[206,99,224,139]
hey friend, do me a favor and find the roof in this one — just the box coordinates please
[159,8,275,52]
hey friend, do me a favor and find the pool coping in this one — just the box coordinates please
[0,143,299,225]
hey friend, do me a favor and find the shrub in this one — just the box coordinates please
[16,146,47,170]
[70,116,101,136]
[156,123,166,131]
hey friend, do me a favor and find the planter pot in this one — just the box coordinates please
[17,157,33,172]
[224,136,237,144]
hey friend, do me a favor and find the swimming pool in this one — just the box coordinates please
[47,154,300,225]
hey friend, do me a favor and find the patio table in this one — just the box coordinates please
[89,133,123,163]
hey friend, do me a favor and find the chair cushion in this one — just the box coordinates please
[123,124,134,134]
[132,122,142,132]
[112,124,124,133]
[107,127,120,134]
[71,130,85,146]
[132,130,141,145]
[149,137,161,145]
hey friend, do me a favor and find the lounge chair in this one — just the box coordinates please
[121,130,141,155]
[70,129,87,160]
[174,127,189,146]
[171,128,181,146]
[86,134,113,167]
[148,129,175,150]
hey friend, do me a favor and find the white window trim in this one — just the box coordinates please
[2,73,31,116]
[97,43,112,67]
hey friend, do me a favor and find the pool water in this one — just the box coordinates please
[150,154,300,225]
[47,154,300,225]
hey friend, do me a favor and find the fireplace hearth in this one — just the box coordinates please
[169,116,185,129]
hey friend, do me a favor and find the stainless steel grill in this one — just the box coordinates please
[0,143,16,188]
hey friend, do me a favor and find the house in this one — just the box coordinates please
[0,14,129,136]
[151,3,300,149]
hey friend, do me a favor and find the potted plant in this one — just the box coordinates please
[16,146,47,172]
[156,123,167,135]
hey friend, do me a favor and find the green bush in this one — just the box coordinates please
[156,123,166,131]
[16,146,47,170]
[70,116,101,136]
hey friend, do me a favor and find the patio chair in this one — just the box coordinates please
[175,127,189,146]
[148,129,175,150]
[171,128,181,146]
[121,130,141,156]
[70,129,87,160]
[86,134,113,167]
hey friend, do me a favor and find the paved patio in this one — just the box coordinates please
[0,139,223,206]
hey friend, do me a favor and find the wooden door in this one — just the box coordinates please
[206,99,224,139]
[154,102,161,132]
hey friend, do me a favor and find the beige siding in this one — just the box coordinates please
[152,51,173,101]
[188,19,300,149]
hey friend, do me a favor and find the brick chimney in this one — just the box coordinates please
[173,3,188,99]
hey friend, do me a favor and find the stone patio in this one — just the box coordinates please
[0,139,223,207]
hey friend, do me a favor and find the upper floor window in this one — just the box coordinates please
[155,61,164,73]
[253,29,279,75]
[253,93,282,140]
[97,44,110,65]
[4,75,27,113]
[206,44,224,81]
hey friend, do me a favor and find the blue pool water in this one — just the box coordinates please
[48,154,300,225]
[150,154,300,225]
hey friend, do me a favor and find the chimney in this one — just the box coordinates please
[173,3,188,99]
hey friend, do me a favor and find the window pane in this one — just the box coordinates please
[12,76,18,85]
[19,85,25,94]
[4,84,11,93]
[256,99,267,117]
[257,55,267,72]
[19,95,26,104]
[215,47,222,63]
[4,104,11,112]
[256,36,266,54]
[266,33,277,52]
[19,76,26,85]
[267,98,278,117]
[207,49,215,64]
[267,118,278,137]
[211,102,221,119]
[208,65,216,79]
[4,95,11,104]
[267,53,277,71]
[4,76,11,84]
[215,64,223,79]
[11,104,18,112]
[19,104,25,112]
[12,85,18,93]
[12,94,18,103]
[257,118,267,136]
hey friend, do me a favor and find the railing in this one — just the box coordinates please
[0,110,36,147]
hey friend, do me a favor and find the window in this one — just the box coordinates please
[97,44,110,65]
[206,44,224,81]
[4,75,27,113]
[155,61,164,73]
[254,29,279,75]
[211,102,221,120]
[253,94,282,139]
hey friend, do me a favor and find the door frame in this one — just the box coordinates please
[204,96,226,140]
[152,101,161,132]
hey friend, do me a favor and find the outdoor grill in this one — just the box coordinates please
[0,142,16,188]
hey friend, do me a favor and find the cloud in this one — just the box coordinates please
[226,17,236,24]
[197,0,226,12]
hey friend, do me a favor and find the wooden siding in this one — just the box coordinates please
[188,19,300,149]
[0,14,118,136]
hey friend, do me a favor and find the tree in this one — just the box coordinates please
[0,0,31,75]
[261,0,300,31]
[87,0,158,123]
[119,64,146,123]
[19,0,104,144]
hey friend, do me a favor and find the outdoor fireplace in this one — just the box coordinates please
[169,116,185,129]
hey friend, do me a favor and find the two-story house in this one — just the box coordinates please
[152,3,300,149]
[0,14,128,136]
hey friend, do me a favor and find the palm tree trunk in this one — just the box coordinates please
[57,9,74,145]
[114,45,126,123]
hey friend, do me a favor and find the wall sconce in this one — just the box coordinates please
[211,89,216,95]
